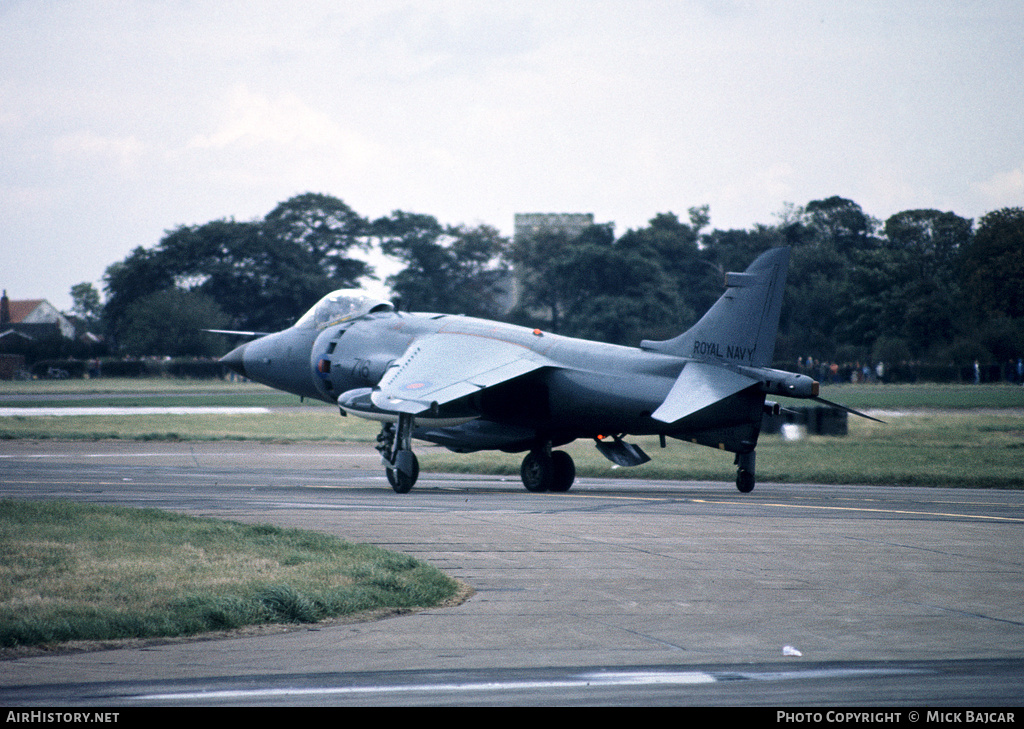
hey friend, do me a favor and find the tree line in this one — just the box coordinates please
[74,192,1023,376]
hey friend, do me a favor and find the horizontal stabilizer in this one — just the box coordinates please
[724,272,759,287]
[652,361,758,424]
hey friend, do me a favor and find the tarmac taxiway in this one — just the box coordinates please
[1,440,1021,706]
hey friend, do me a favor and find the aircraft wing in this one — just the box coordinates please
[370,333,553,415]
[652,361,758,424]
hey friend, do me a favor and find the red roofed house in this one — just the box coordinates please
[0,291,76,342]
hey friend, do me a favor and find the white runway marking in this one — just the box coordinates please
[0,451,379,459]
[130,666,929,703]
[131,670,717,702]
[0,407,272,416]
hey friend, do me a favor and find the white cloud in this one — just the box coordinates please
[710,164,799,230]
[188,86,350,152]
[179,85,388,197]
[51,131,147,175]
[975,165,1024,211]
[4,0,1024,311]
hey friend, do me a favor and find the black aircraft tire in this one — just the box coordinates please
[387,453,419,494]
[521,451,553,492]
[736,468,755,493]
[548,451,576,492]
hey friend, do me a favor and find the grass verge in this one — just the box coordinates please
[419,410,1024,489]
[0,410,380,442]
[0,499,464,652]
[2,380,1023,488]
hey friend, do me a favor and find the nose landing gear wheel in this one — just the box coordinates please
[378,414,419,493]
[387,452,419,494]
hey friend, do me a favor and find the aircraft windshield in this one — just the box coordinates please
[294,290,394,330]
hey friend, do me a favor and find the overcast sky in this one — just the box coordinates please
[3,0,1023,311]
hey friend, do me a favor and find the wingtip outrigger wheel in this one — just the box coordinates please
[735,451,755,493]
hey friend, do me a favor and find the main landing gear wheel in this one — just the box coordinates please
[520,449,576,493]
[549,450,576,492]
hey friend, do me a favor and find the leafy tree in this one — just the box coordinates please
[508,227,579,334]
[262,192,370,283]
[373,211,510,318]
[780,243,852,360]
[763,197,880,360]
[157,218,334,333]
[557,239,680,345]
[69,282,103,331]
[883,209,972,279]
[442,223,513,318]
[617,212,717,315]
[803,196,879,252]
[753,202,974,363]
[511,220,685,345]
[701,225,783,282]
[102,245,176,338]
[847,209,976,358]
[961,207,1024,319]
[118,289,229,357]
[103,193,372,347]
[687,204,711,234]
[94,187,1019,370]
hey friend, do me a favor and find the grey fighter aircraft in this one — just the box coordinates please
[219,247,876,494]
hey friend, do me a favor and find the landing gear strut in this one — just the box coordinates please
[735,451,755,493]
[520,446,575,493]
[377,414,419,493]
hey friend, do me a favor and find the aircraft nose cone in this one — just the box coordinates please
[220,342,248,378]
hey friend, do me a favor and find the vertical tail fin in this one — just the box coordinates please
[640,247,790,368]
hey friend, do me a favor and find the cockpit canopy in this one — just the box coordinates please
[294,290,394,330]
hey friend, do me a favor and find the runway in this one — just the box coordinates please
[1,440,1022,706]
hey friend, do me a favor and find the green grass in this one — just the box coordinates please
[0,383,1019,650]
[0,378,313,408]
[0,410,380,442]
[0,499,462,650]
[815,382,1024,410]
[2,379,1023,488]
[420,400,1024,489]
[1,377,264,395]
[5,378,1023,408]
[0,393,311,408]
